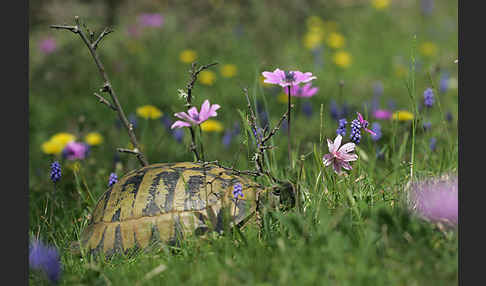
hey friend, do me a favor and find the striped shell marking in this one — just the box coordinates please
[80,162,264,256]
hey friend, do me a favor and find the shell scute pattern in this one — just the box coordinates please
[80,162,264,256]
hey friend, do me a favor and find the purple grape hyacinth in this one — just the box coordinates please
[336,118,347,137]
[349,119,362,144]
[409,175,458,227]
[108,172,118,187]
[233,183,244,200]
[29,239,62,283]
[423,88,435,108]
[50,161,61,183]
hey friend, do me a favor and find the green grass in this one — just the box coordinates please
[29,1,457,285]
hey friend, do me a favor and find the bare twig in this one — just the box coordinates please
[92,27,113,50]
[93,92,117,110]
[117,148,142,155]
[51,16,149,167]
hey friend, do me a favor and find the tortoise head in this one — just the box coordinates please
[260,180,296,211]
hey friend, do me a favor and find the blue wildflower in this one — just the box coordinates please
[233,183,244,199]
[446,112,453,122]
[108,172,118,187]
[29,239,62,284]
[330,100,340,120]
[350,119,362,144]
[172,128,184,143]
[423,121,432,131]
[312,46,324,69]
[160,114,173,130]
[429,138,437,151]
[387,100,396,110]
[370,122,382,141]
[50,161,61,183]
[302,101,313,118]
[336,118,347,136]
[439,72,449,94]
[423,88,435,108]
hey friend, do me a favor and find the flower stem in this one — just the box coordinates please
[287,85,292,168]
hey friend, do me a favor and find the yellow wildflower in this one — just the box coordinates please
[303,31,323,50]
[179,49,197,63]
[136,105,163,119]
[419,42,438,57]
[84,132,104,146]
[372,0,390,10]
[333,51,352,68]
[199,70,216,86]
[41,140,64,155]
[326,32,345,49]
[277,93,289,104]
[200,119,224,132]
[50,132,76,147]
[306,16,324,33]
[220,64,238,78]
[392,111,414,121]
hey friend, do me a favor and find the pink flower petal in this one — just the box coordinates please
[342,161,353,171]
[174,111,195,124]
[332,160,343,174]
[338,153,358,162]
[332,135,343,152]
[323,154,334,166]
[187,107,199,119]
[171,120,191,129]
[338,142,356,154]
[327,138,337,153]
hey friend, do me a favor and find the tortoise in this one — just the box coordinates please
[73,162,294,256]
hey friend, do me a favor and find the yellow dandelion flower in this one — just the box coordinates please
[277,93,289,104]
[84,132,104,146]
[50,132,76,147]
[306,16,324,33]
[326,32,345,49]
[419,42,438,57]
[179,49,197,63]
[372,0,390,10]
[220,64,238,78]
[333,51,352,68]
[392,111,414,121]
[303,31,323,50]
[199,70,216,86]
[200,119,224,132]
[41,140,64,155]
[136,105,163,120]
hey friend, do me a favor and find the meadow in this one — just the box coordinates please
[29,0,458,285]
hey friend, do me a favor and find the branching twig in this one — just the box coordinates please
[93,92,117,111]
[51,16,149,167]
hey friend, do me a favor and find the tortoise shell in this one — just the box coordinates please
[79,162,265,256]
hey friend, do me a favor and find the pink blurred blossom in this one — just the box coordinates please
[62,142,89,160]
[373,109,393,120]
[171,100,221,129]
[322,134,358,175]
[357,112,376,136]
[137,13,164,28]
[409,176,458,226]
[39,37,57,54]
[262,68,316,88]
[284,83,319,98]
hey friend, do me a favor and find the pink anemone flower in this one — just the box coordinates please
[357,112,377,136]
[171,100,221,129]
[262,68,316,88]
[322,134,358,175]
[284,83,319,98]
